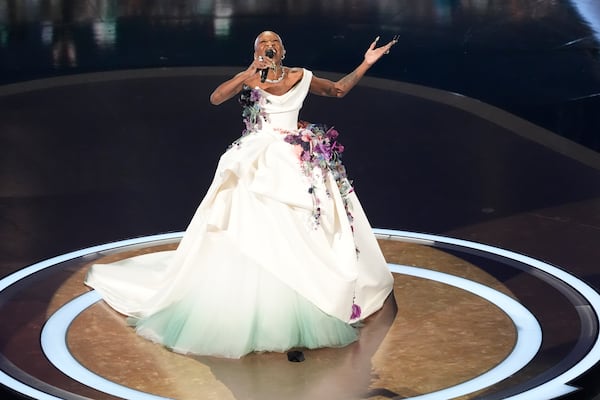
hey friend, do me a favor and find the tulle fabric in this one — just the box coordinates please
[127,248,358,358]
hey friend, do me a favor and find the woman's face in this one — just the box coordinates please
[254,31,285,62]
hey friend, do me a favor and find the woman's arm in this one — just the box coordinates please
[309,35,398,98]
[209,56,275,105]
[209,69,254,106]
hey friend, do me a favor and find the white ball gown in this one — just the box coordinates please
[85,69,394,359]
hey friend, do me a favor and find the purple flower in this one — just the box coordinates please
[315,142,331,159]
[326,127,339,140]
[238,86,269,136]
[250,88,261,102]
[333,142,344,153]
[350,303,361,319]
[283,122,355,240]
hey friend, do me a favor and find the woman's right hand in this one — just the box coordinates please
[248,55,274,77]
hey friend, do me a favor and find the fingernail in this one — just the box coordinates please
[375,36,380,42]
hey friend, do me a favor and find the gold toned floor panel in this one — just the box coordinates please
[54,240,517,400]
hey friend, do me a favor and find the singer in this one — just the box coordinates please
[86,30,399,359]
[210,30,398,103]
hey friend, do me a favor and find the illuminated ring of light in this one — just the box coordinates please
[0,230,596,399]
[0,233,182,400]
[41,259,542,400]
[374,228,600,399]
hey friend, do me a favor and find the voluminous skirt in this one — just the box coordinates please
[85,128,393,358]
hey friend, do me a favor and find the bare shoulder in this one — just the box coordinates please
[285,67,306,88]
[286,67,304,76]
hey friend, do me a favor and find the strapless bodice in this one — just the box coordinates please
[244,69,312,134]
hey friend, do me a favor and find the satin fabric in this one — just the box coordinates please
[85,69,393,357]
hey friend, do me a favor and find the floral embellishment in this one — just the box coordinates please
[229,86,270,149]
[239,85,269,135]
[350,302,362,320]
[283,121,355,235]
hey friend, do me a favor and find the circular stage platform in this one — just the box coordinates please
[1,66,599,399]
[1,230,598,400]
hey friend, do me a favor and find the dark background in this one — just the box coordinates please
[1,0,599,152]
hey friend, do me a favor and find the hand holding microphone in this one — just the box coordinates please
[260,48,276,83]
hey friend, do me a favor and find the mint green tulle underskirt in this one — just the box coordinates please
[127,257,358,359]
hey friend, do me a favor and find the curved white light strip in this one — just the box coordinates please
[1,230,598,399]
[376,229,600,399]
[0,375,64,400]
[0,233,182,400]
[388,264,541,399]
[41,291,170,400]
[0,232,182,293]
[41,261,541,400]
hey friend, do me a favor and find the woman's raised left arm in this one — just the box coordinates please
[309,35,399,98]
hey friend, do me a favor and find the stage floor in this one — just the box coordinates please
[1,1,600,399]
[0,68,599,400]
[0,234,554,400]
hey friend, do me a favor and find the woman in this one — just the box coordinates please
[85,31,398,359]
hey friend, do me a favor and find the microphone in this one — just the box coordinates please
[260,48,276,83]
